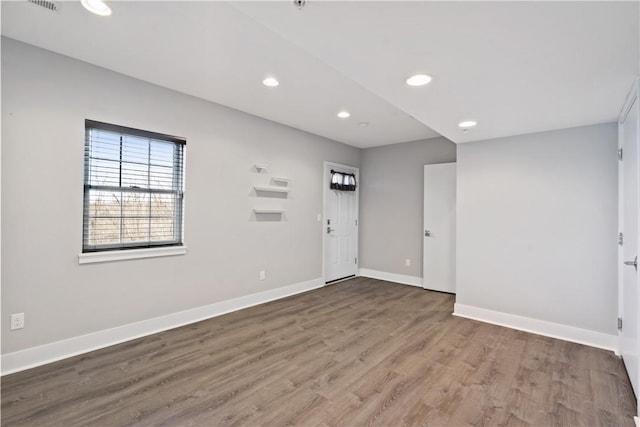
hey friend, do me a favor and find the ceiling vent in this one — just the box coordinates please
[27,0,60,13]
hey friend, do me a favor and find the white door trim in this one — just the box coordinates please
[619,77,639,357]
[322,161,359,284]
[618,78,640,417]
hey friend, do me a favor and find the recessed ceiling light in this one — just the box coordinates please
[406,74,432,87]
[359,122,369,127]
[337,111,350,119]
[458,120,477,129]
[262,77,279,87]
[80,0,111,16]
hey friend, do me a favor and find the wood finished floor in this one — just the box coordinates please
[1,277,636,426]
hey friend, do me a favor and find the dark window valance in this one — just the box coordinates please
[330,169,357,191]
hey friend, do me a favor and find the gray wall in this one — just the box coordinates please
[1,37,620,357]
[456,123,618,334]
[1,39,360,353]
[359,138,456,277]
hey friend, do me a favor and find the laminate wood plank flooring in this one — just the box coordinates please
[1,277,636,426]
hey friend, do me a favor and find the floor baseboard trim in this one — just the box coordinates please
[358,268,422,287]
[454,303,618,353]
[1,278,324,376]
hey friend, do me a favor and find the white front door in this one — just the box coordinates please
[423,163,456,293]
[620,85,640,399]
[323,162,359,283]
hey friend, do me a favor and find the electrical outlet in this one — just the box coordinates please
[260,270,266,281]
[11,313,24,330]
[405,259,411,267]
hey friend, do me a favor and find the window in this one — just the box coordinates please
[82,120,186,253]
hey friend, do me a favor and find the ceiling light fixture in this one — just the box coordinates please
[359,122,370,127]
[458,120,477,129]
[80,0,111,16]
[262,77,279,87]
[406,74,432,87]
[337,111,351,119]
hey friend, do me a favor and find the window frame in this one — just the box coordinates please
[81,119,186,255]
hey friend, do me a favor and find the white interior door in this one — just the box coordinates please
[324,163,358,283]
[620,88,640,399]
[423,163,456,293]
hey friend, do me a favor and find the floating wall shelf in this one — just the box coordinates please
[254,186,291,194]
[253,209,286,214]
[272,177,291,184]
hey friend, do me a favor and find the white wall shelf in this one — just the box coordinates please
[253,209,286,214]
[254,186,290,194]
[272,177,291,184]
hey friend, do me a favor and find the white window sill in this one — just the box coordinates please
[78,246,187,265]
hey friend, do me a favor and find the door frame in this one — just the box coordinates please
[618,78,639,352]
[618,78,640,416]
[322,161,360,284]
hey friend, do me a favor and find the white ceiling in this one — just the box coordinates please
[2,1,638,147]
[233,1,639,143]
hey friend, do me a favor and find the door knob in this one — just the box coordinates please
[425,230,432,237]
[624,256,638,271]
[327,227,335,234]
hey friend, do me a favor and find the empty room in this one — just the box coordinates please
[1,0,639,425]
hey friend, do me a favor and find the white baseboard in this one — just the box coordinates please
[358,268,422,287]
[454,303,618,353]
[1,278,323,376]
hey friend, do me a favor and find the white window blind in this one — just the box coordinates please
[83,120,186,252]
